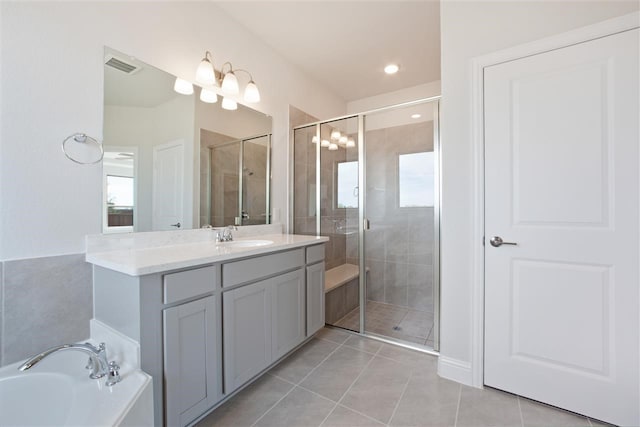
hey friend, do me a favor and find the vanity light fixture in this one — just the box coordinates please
[346,138,356,148]
[311,135,319,144]
[221,97,238,111]
[330,129,341,140]
[328,143,338,151]
[195,51,217,86]
[320,139,330,148]
[339,135,348,145]
[384,64,399,74]
[220,62,261,103]
[173,78,194,95]
[200,88,218,103]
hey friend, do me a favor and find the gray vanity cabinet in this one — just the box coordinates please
[306,261,325,337]
[222,278,272,392]
[271,269,306,360]
[163,295,218,427]
[223,266,305,393]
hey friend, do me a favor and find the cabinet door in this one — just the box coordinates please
[223,280,272,393]
[306,262,325,337]
[271,269,306,360]
[163,295,218,427]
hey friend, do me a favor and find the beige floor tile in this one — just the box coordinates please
[519,397,590,427]
[321,405,385,427]
[378,343,437,372]
[340,356,413,424]
[301,346,373,401]
[390,375,460,427]
[195,374,293,427]
[456,386,522,427]
[315,327,352,344]
[254,386,335,427]
[270,338,339,384]
[343,334,383,354]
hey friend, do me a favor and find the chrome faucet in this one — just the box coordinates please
[18,342,121,386]
[216,225,237,242]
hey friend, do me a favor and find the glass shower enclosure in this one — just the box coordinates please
[293,98,440,351]
[206,133,271,227]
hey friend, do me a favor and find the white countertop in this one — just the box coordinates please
[86,233,328,276]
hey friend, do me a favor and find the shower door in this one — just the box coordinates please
[209,135,271,227]
[361,100,440,350]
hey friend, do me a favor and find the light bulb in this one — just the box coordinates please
[328,143,338,151]
[200,88,218,103]
[221,97,238,110]
[346,138,356,148]
[195,53,216,86]
[320,139,330,147]
[311,136,319,144]
[384,64,399,74]
[221,71,239,95]
[243,80,261,103]
[411,113,421,119]
[173,78,194,95]
[339,135,348,145]
[331,129,341,140]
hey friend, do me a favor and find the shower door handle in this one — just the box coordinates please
[170,222,181,228]
[489,236,517,247]
[363,218,370,230]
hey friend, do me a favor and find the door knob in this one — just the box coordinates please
[489,236,517,247]
[170,222,181,228]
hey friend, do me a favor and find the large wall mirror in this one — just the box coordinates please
[102,47,272,233]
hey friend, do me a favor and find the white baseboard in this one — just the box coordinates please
[438,356,475,387]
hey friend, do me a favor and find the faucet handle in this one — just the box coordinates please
[106,361,121,386]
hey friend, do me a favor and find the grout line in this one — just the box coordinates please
[517,396,525,427]
[250,333,346,427]
[386,364,414,426]
[336,403,387,426]
[454,384,462,427]
[318,403,338,427]
[249,380,296,427]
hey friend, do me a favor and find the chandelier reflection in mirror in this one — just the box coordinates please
[173,50,261,110]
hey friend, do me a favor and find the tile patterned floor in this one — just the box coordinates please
[197,327,601,427]
[333,301,435,348]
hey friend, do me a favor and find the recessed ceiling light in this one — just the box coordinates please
[411,114,421,119]
[384,64,399,75]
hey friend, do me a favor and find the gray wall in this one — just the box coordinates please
[0,254,92,366]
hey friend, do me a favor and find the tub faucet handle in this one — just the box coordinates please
[106,361,121,386]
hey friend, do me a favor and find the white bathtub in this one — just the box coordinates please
[0,322,153,426]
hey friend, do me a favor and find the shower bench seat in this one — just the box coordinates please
[324,264,368,324]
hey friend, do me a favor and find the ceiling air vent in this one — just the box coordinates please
[105,55,141,75]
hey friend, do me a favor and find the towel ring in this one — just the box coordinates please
[62,133,104,165]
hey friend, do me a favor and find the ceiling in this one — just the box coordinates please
[216,1,441,102]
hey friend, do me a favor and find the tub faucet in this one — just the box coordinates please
[18,342,120,386]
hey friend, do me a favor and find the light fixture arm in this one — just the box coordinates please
[202,51,213,63]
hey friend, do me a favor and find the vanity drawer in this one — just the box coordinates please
[306,244,325,264]
[222,249,304,288]
[163,266,216,304]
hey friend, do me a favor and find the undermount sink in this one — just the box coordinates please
[220,239,274,248]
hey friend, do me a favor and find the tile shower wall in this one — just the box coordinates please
[355,120,435,313]
[0,254,92,366]
[200,129,235,227]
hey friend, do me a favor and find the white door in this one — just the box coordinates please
[484,29,638,426]
[152,140,184,231]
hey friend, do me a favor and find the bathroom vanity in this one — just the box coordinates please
[86,231,327,426]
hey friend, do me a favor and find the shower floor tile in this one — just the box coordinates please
[332,300,434,348]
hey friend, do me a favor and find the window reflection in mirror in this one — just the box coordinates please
[398,151,434,208]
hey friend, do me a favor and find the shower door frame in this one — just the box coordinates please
[291,96,441,352]
[208,133,272,226]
